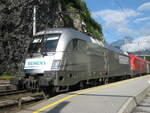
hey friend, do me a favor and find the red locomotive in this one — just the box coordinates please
[128,54,147,75]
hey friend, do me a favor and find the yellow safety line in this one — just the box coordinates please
[33,75,150,113]
[33,95,76,113]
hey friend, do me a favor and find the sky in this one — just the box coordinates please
[84,0,150,52]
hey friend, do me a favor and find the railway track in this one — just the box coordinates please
[0,89,46,112]
[0,80,10,85]
[0,90,28,97]
[0,76,137,113]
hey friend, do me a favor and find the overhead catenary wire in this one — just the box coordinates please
[112,0,143,36]
[113,0,129,17]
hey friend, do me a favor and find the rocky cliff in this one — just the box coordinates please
[0,0,103,75]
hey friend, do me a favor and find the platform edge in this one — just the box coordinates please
[117,85,150,113]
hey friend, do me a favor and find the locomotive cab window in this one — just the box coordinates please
[28,34,60,53]
[43,38,58,52]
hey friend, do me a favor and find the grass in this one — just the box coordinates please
[0,74,15,80]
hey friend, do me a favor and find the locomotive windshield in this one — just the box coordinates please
[28,34,60,53]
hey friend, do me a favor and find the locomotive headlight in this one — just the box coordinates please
[51,60,61,69]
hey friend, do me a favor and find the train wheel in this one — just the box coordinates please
[25,80,31,90]
[76,81,86,90]
[69,84,79,91]
[48,87,56,97]
[42,86,56,98]
[23,81,27,89]
[17,80,24,90]
[79,81,84,89]
[94,79,100,86]
[35,81,40,92]
[104,78,109,84]
[99,78,104,85]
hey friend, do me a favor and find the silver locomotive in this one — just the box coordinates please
[12,28,130,92]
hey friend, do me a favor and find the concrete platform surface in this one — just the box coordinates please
[18,75,150,113]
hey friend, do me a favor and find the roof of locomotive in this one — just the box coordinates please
[35,28,127,56]
[36,28,91,41]
[36,28,104,44]
[104,43,127,56]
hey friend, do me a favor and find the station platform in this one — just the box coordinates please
[132,91,150,113]
[18,75,150,113]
